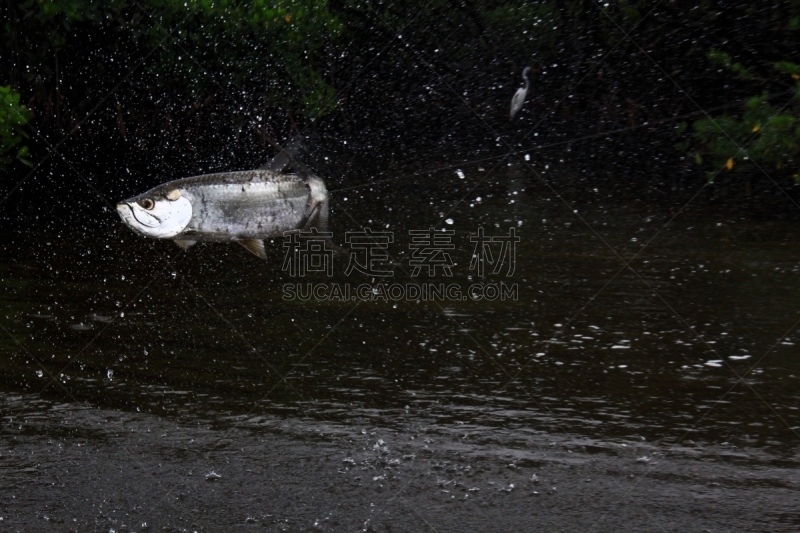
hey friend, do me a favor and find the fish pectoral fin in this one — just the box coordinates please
[237,239,268,260]
[174,239,197,250]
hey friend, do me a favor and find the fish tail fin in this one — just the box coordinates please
[302,197,330,232]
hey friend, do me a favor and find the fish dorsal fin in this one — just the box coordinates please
[174,239,197,250]
[259,135,309,173]
[237,239,267,260]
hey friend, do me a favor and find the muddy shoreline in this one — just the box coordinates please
[2,393,798,532]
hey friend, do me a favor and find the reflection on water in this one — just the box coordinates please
[2,161,799,462]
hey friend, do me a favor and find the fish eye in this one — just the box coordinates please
[140,198,155,210]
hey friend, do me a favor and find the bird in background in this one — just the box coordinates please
[510,66,532,120]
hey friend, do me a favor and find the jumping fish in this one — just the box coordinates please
[116,142,329,259]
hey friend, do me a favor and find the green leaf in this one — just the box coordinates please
[0,85,32,170]
[731,62,754,80]
[708,48,732,68]
[745,93,770,110]
[775,61,800,76]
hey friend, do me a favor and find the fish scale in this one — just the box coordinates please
[178,171,311,240]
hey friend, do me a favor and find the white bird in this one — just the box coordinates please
[510,66,532,120]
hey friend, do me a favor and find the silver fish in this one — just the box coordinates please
[116,169,329,259]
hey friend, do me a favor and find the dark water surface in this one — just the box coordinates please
[2,161,800,530]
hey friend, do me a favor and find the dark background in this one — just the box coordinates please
[3,0,800,224]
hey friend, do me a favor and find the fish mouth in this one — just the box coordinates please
[118,202,160,228]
